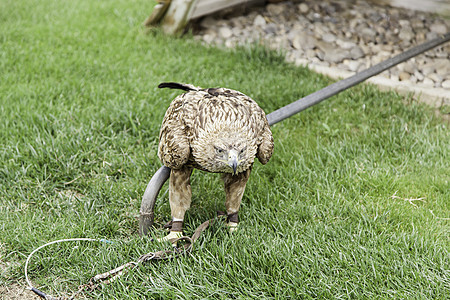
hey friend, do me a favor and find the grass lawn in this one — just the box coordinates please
[0,0,449,299]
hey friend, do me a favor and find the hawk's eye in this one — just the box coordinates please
[215,147,224,154]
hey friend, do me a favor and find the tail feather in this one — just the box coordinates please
[158,82,200,92]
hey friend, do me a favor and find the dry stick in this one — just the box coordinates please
[63,174,83,185]
[428,210,450,221]
[390,191,426,208]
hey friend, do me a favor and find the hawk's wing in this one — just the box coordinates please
[158,96,190,169]
[256,113,274,165]
[158,84,274,169]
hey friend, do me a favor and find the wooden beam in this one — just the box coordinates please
[190,0,262,19]
[146,0,265,35]
[160,0,198,35]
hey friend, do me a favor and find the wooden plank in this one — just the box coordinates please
[143,1,171,27]
[152,0,264,34]
[190,0,262,19]
[160,0,198,35]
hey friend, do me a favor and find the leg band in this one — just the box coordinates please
[227,212,239,223]
[171,220,183,232]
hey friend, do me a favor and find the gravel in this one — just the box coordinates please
[193,0,450,107]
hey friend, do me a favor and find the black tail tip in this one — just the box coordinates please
[158,82,198,92]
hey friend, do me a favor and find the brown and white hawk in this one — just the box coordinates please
[157,82,273,240]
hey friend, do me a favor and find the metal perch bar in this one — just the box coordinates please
[139,166,171,236]
[139,32,450,236]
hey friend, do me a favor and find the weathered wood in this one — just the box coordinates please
[190,0,263,19]
[143,1,171,26]
[160,0,197,35]
[145,0,264,34]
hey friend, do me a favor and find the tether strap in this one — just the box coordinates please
[76,215,226,296]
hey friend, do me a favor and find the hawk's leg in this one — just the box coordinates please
[169,166,193,226]
[158,166,192,243]
[222,167,251,232]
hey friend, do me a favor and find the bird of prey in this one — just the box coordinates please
[157,82,274,240]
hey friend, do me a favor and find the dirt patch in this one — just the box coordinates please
[0,283,40,300]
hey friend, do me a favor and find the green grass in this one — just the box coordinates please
[0,0,449,299]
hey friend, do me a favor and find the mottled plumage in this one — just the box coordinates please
[157,82,273,236]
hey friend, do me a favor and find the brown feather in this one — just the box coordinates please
[158,84,273,173]
[158,83,274,227]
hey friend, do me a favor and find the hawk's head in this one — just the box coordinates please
[192,129,257,175]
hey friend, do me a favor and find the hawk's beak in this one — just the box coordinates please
[228,150,239,175]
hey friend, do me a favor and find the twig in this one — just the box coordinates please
[429,210,450,221]
[64,174,83,185]
[390,191,426,208]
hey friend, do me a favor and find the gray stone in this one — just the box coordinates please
[287,28,303,41]
[225,39,235,48]
[336,39,357,50]
[202,33,216,44]
[347,60,362,72]
[414,71,424,81]
[266,4,284,16]
[430,22,448,35]
[290,34,316,50]
[371,55,385,65]
[324,49,350,64]
[350,46,364,60]
[291,35,302,50]
[422,78,435,87]
[357,63,367,73]
[442,80,450,89]
[411,18,424,29]
[218,27,232,39]
[315,60,330,67]
[253,15,266,27]
[316,50,325,60]
[314,23,329,37]
[315,41,335,53]
[436,65,450,77]
[399,28,414,42]
[426,32,439,41]
[390,75,399,82]
[398,20,410,27]
[415,31,426,43]
[428,73,443,84]
[298,3,309,14]
[402,62,416,74]
[264,23,278,35]
[409,75,418,83]
[422,64,435,76]
[360,27,376,40]
[381,44,394,52]
[359,43,371,55]
[305,49,316,59]
[424,59,449,76]
[322,33,336,43]
[200,16,217,28]
[399,72,411,81]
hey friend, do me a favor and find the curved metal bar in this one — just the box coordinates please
[139,166,170,236]
[139,33,450,236]
[267,32,450,125]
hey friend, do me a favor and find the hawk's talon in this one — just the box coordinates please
[157,231,183,246]
[226,222,239,233]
